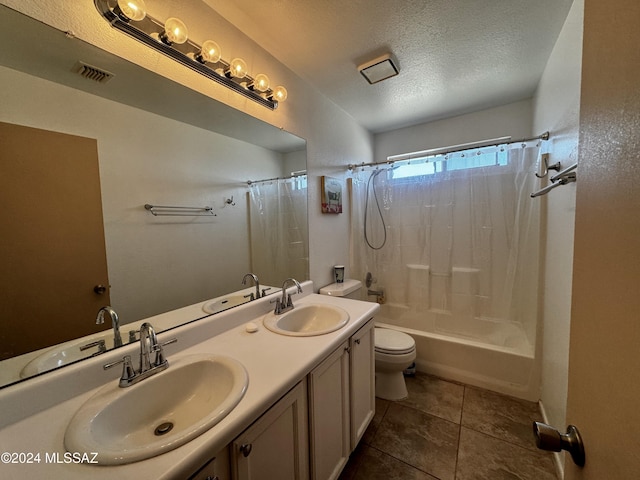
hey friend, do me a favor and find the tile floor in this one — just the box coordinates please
[340,373,559,480]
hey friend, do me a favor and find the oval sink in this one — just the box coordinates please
[64,354,248,465]
[263,304,349,336]
[202,295,249,314]
[20,333,114,378]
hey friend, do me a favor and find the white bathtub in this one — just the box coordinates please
[374,303,539,400]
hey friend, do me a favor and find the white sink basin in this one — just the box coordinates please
[64,354,248,465]
[263,304,349,336]
[20,333,114,378]
[202,295,249,314]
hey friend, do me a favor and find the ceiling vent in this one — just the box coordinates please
[73,61,115,84]
[358,53,399,84]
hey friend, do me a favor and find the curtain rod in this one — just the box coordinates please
[347,131,550,171]
[247,171,307,185]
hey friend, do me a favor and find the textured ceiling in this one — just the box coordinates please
[205,0,575,133]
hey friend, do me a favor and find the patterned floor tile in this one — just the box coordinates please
[399,373,464,424]
[456,427,558,479]
[462,386,541,450]
[370,403,459,480]
[339,444,438,480]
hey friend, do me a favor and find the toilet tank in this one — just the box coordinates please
[319,279,362,299]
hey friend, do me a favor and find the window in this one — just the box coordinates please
[391,150,508,180]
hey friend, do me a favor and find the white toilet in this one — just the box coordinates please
[318,278,417,401]
[374,327,416,401]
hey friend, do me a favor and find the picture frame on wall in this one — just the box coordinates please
[321,176,342,214]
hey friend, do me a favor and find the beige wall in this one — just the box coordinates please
[532,0,583,475]
[374,99,533,163]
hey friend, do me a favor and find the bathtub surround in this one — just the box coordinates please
[350,139,542,399]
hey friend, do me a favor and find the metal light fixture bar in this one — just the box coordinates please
[94,0,280,109]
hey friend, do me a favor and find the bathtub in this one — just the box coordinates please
[374,303,539,400]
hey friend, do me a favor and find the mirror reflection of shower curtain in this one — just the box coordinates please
[248,176,309,287]
[350,144,541,344]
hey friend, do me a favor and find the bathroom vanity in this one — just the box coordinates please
[0,281,378,480]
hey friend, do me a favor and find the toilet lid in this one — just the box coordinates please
[375,328,415,354]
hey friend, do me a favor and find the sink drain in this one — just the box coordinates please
[154,422,174,436]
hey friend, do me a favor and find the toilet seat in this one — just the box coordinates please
[375,328,415,355]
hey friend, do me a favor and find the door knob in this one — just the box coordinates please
[240,443,252,457]
[94,284,108,295]
[533,422,585,467]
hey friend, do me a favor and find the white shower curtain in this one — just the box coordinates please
[248,176,309,287]
[350,142,542,344]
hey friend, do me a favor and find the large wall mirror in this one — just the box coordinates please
[0,5,308,388]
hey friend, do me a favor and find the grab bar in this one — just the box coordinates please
[144,204,216,216]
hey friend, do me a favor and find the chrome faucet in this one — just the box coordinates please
[273,278,303,315]
[139,322,158,373]
[242,273,261,300]
[96,306,123,348]
[103,322,177,387]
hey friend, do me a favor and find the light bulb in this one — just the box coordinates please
[271,85,288,103]
[161,17,188,45]
[198,40,221,63]
[227,58,248,79]
[251,74,270,92]
[116,0,147,21]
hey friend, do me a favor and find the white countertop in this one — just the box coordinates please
[0,283,379,479]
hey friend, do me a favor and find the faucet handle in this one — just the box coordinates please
[129,329,140,343]
[104,355,136,386]
[79,339,107,356]
[152,338,177,367]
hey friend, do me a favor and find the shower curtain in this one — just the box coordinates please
[248,176,309,288]
[350,142,542,345]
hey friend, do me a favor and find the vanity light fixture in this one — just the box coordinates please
[249,73,270,92]
[269,85,288,103]
[94,0,286,109]
[115,0,147,22]
[197,40,221,64]
[226,57,248,79]
[160,17,188,45]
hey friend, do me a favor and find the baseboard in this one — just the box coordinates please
[538,400,565,479]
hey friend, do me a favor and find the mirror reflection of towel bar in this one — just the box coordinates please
[144,204,216,216]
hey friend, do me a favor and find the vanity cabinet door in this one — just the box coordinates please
[308,341,350,480]
[349,319,375,450]
[189,445,231,480]
[232,380,309,480]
